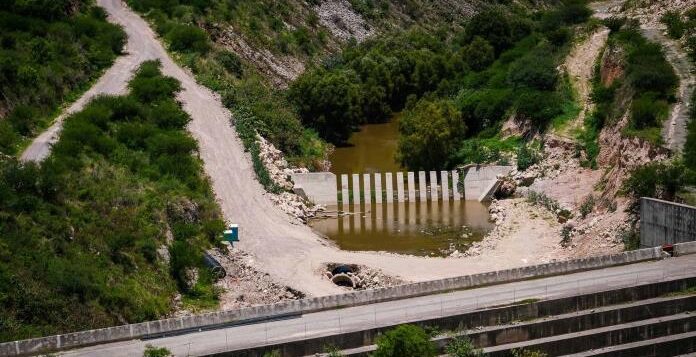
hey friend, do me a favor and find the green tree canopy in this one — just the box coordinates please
[398,99,466,170]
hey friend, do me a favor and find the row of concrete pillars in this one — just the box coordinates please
[339,171,462,208]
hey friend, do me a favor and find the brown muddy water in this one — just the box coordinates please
[315,117,493,256]
[310,201,493,256]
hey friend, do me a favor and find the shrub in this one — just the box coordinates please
[166,23,209,53]
[215,50,243,77]
[129,61,181,102]
[661,11,686,39]
[579,195,595,218]
[446,336,483,357]
[630,93,668,129]
[604,17,626,33]
[514,90,562,128]
[516,143,539,171]
[465,37,495,71]
[508,53,558,91]
[373,325,437,357]
[144,345,172,357]
[462,9,513,55]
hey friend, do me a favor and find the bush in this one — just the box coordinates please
[579,195,595,218]
[630,92,668,129]
[508,53,558,91]
[462,9,513,55]
[514,90,562,128]
[215,50,243,77]
[516,143,539,170]
[446,336,483,357]
[661,11,686,39]
[465,37,495,71]
[604,17,626,33]
[373,325,437,357]
[166,24,209,53]
[143,345,172,357]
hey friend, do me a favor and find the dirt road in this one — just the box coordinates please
[641,27,694,153]
[19,0,577,297]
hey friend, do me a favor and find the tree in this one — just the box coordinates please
[464,37,495,71]
[398,99,466,170]
[166,24,210,53]
[373,325,437,357]
[288,69,363,144]
[508,52,558,91]
[463,9,513,55]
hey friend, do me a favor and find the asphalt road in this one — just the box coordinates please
[60,254,696,357]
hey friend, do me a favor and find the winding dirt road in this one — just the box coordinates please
[20,0,577,297]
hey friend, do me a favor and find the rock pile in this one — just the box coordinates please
[210,247,305,311]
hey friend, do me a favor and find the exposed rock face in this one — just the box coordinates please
[600,45,624,87]
[597,114,670,200]
[314,0,374,42]
[214,26,305,88]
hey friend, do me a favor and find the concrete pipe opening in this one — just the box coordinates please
[331,273,356,288]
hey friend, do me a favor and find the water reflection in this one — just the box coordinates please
[310,200,493,256]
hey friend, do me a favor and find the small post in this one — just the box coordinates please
[374,173,383,204]
[396,172,405,202]
[352,173,361,208]
[385,172,394,203]
[429,171,438,202]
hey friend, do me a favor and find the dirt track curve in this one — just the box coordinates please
[20,0,574,297]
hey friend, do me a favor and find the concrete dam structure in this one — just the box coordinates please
[291,165,513,207]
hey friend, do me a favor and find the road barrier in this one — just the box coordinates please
[0,244,674,356]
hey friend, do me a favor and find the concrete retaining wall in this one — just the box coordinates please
[211,278,696,357]
[640,197,696,247]
[463,165,512,200]
[290,172,338,205]
[0,246,668,356]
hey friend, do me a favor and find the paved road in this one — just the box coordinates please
[60,254,696,356]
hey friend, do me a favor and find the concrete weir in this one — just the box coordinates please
[291,165,513,205]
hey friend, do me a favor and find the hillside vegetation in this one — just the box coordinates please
[290,1,591,169]
[0,61,223,342]
[0,0,125,155]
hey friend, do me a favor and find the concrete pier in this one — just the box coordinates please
[407,172,416,202]
[363,174,371,205]
[452,170,460,200]
[429,171,438,201]
[385,173,393,203]
[352,174,361,207]
[440,171,449,201]
[396,172,405,202]
[374,173,382,204]
[418,171,427,202]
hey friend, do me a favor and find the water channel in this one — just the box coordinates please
[309,117,493,256]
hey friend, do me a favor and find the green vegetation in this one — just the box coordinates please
[660,8,696,63]
[527,190,573,220]
[291,1,589,170]
[373,324,437,357]
[446,336,483,357]
[128,0,329,178]
[143,345,172,357]
[0,61,223,342]
[512,349,549,357]
[579,20,678,167]
[0,0,125,155]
